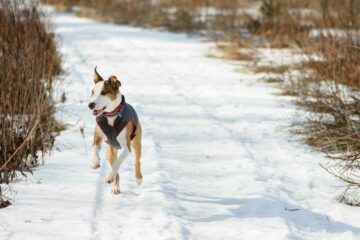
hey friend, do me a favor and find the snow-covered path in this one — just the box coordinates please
[2,10,360,240]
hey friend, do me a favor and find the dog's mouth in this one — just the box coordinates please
[92,106,106,116]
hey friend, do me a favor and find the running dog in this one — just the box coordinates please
[88,67,142,194]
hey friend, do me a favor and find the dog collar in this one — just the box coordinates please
[102,95,125,116]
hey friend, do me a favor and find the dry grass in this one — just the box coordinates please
[290,35,360,203]
[253,64,291,74]
[263,76,284,83]
[0,0,62,207]
[301,36,360,88]
[43,0,253,34]
[214,42,255,61]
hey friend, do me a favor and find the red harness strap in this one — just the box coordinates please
[103,102,124,116]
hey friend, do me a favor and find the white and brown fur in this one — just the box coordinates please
[89,67,142,194]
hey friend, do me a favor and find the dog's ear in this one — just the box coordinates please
[94,66,104,84]
[109,75,121,88]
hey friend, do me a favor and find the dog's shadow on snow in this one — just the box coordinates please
[177,193,360,236]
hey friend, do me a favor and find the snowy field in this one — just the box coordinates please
[1,9,360,240]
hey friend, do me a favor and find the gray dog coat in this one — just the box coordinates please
[96,95,139,149]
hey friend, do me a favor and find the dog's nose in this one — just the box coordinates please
[88,102,96,110]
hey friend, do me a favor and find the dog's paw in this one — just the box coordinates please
[90,156,100,169]
[111,187,120,195]
[105,172,116,184]
[91,163,100,169]
[135,177,142,186]
[105,177,113,184]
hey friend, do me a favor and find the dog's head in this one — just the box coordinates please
[88,67,122,116]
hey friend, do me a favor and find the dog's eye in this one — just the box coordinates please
[91,90,94,95]
[101,90,106,95]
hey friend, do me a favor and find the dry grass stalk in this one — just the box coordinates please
[253,64,291,74]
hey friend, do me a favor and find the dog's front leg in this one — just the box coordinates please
[106,147,129,184]
[91,125,102,169]
[106,147,129,194]
[105,130,129,188]
[106,145,121,194]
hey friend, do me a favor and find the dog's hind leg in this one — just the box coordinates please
[131,124,143,186]
[91,125,102,169]
[106,145,120,194]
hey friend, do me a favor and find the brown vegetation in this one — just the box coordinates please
[213,42,255,61]
[44,0,250,33]
[0,0,62,207]
[254,64,291,74]
[291,36,360,204]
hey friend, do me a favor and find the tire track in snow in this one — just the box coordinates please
[117,36,194,238]
[126,38,257,164]
[121,37,260,238]
[119,36,345,239]
[131,38,298,197]
[55,29,109,239]
[89,159,106,240]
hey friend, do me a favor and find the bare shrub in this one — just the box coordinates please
[0,0,62,207]
[302,35,360,88]
[316,0,360,29]
[291,34,360,203]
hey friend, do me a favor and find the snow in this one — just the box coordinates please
[2,8,360,240]
[309,28,360,40]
